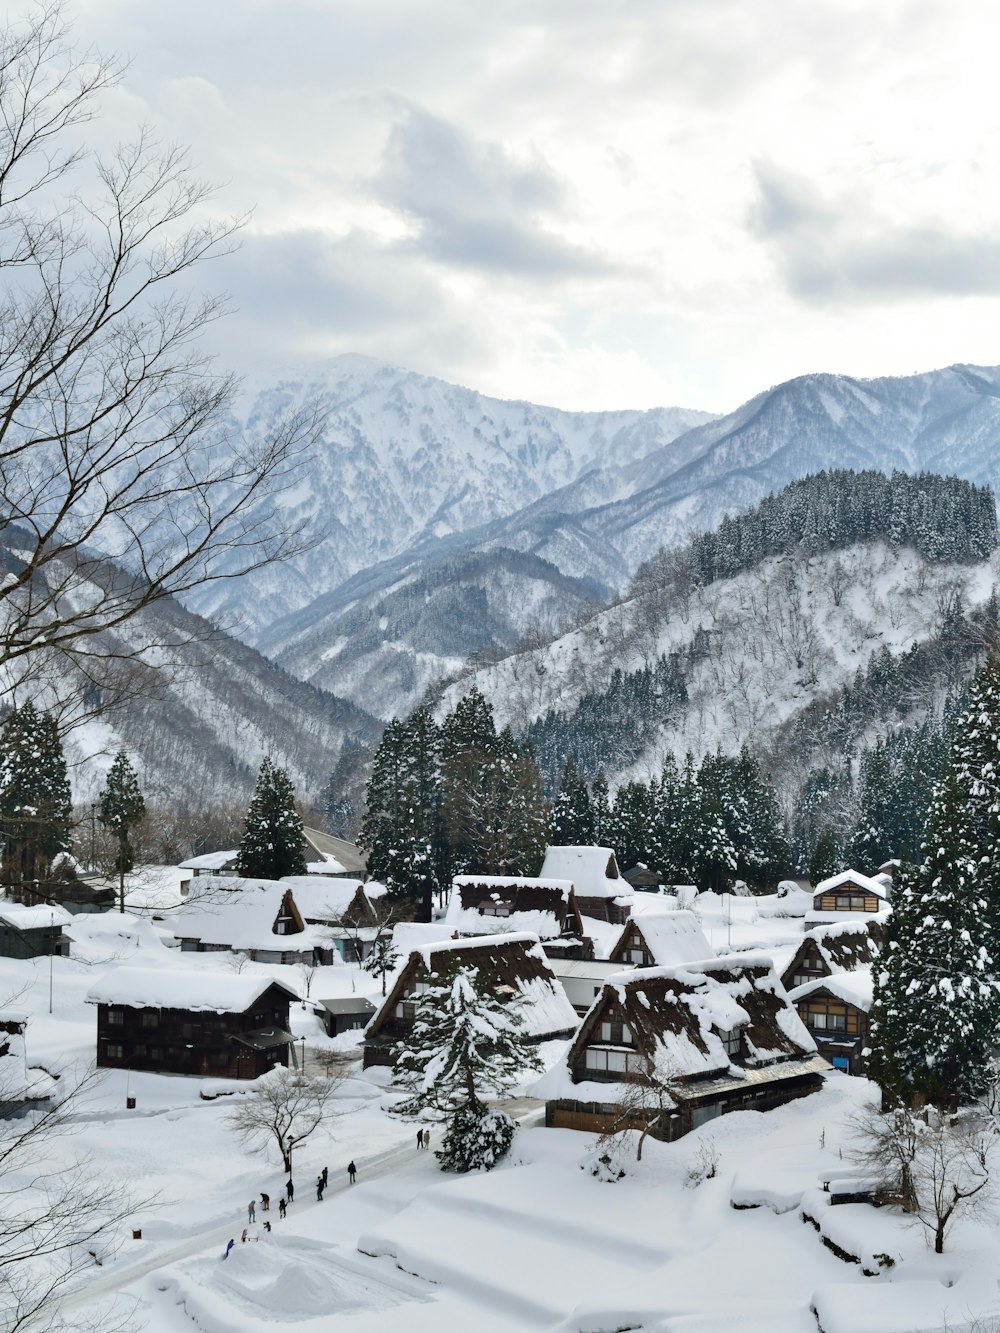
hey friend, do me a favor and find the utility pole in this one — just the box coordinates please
[48,909,54,1015]
[90,803,96,871]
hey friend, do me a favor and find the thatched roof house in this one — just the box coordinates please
[608,910,713,969]
[363,931,579,1069]
[446,875,592,958]
[780,919,883,993]
[539,846,633,924]
[173,879,336,965]
[539,953,827,1141]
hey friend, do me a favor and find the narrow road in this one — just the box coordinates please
[55,1097,544,1318]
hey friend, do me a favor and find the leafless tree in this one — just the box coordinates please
[226,1064,348,1185]
[0,1064,152,1333]
[851,1100,996,1253]
[592,1063,679,1166]
[0,4,321,717]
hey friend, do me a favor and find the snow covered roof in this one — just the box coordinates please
[178,849,239,871]
[446,876,580,940]
[609,910,714,967]
[172,880,330,951]
[85,966,298,1012]
[275,876,372,921]
[789,968,874,1012]
[544,952,817,1094]
[0,901,72,929]
[368,931,579,1043]
[780,920,882,989]
[302,828,367,877]
[539,846,627,899]
[812,869,888,901]
[0,1020,56,1104]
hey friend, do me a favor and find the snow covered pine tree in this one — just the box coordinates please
[235,759,307,880]
[0,701,72,896]
[392,964,542,1172]
[97,751,146,913]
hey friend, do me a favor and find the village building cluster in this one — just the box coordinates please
[0,840,892,1145]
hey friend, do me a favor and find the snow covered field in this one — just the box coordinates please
[8,878,1000,1333]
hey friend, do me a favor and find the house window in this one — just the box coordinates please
[397,1001,417,1022]
[719,1028,742,1058]
[629,948,647,965]
[142,1011,159,1028]
[105,1043,123,1059]
[807,1008,847,1032]
[584,1047,645,1075]
[599,1021,634,1045]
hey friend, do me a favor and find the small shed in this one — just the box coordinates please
[0,902,71,959]
[621,864,660,893]
[0,1014,57,1115]
[316,997,377,1037]
[86,967,297,1079]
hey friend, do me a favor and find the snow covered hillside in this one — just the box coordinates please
[440,541,1000,790]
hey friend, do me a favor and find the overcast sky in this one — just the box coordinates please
[72,0,1000,413]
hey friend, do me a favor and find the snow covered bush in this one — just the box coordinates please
[438,1106,515,1174]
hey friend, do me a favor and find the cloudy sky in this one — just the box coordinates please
[71,0,1000,412]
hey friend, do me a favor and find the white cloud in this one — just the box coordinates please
[64,0,1000,412]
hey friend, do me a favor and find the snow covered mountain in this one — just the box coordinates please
[251,361,1000,718]
[184,354,713,637]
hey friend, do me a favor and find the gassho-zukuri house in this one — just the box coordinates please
[363,932,579,1069]
[539,846,633,925]
[445,874,592,959]
[537,953,828,1141]
[608,909,713,970]
[86,967,298,1079]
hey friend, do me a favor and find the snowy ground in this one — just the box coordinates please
[8,873,1000,1333]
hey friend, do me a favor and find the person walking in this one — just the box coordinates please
[248,1199,256,1224]
[422,1128,431,1151]
[223,1237,235,1260]
[348,1160,357,1185]
[260,1192,270,1212]
[417,1128,424,1150]
[278,1197,287,1220]
[286,1178,294,1203]
[320,1166,328,1187]
[316,1174,325,1201]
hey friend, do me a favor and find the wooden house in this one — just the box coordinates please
[539,953,827,1141]
[621,864,660,893]
[363,931,579,1069]
[86,967,297,1079]
[0,902,71,959]
[540,846,633,925]
[780,920,883,993]
[807,870,889,927]
[446,875,593,959]
[608,910,713,970]
[174,880,336,964]
[789,971,872,1075]
[315,996,377,1037]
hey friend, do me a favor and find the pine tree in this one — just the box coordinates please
[869,765,998,1110]
[552,757,594,845]
[97,751,146,913]
[590,771,611,846]
[0,701,72,894]
[235,759,307,880]
[392,964,543,1172]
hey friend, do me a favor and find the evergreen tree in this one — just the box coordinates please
[358,719,411,887]
[869,766,998,1109]
[97,751,146,913]
[607,780,656,871]
[656,753,736,890]
[698,748,790,891]
[947,658,1000,951]
[552,758,594,845]
[0,701,72,893]
[590,771,611,845]
[392,964,543,1172]
[322,739,368,839]
[235,759,307,880]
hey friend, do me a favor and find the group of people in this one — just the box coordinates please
[416,1128,432,1150]
[227,1164,358,1256]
